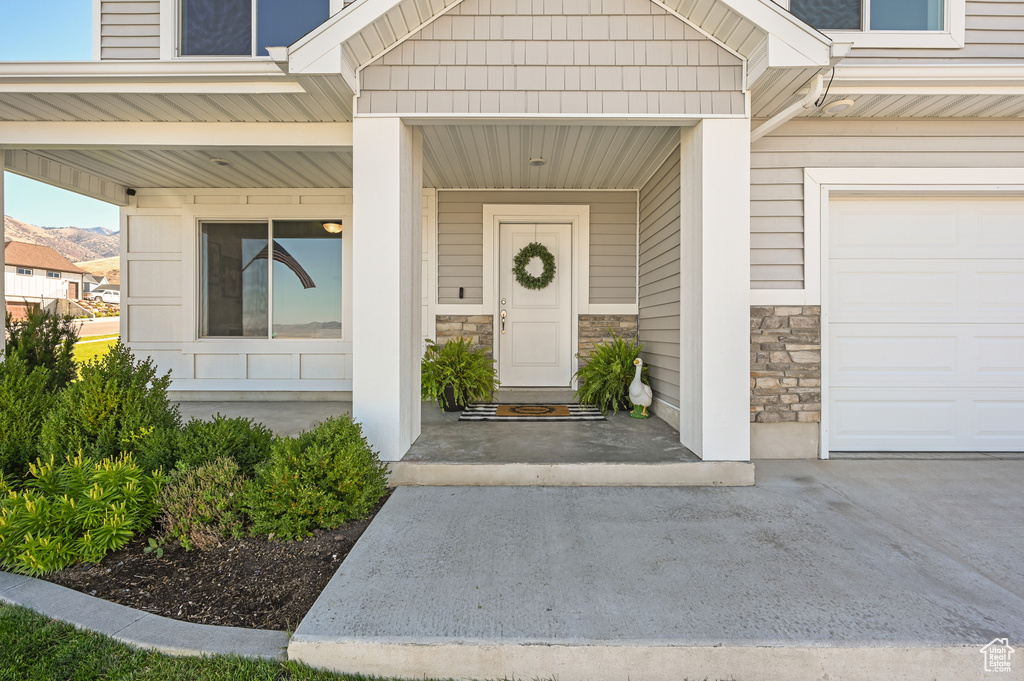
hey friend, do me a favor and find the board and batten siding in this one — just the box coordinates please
[751,118,1024,289]
[436,190,637,306]
[845,0,1024,62]
[358,0,745,117]
[123,188,355,393]
[637,145,680,408]
[98,0,160,60]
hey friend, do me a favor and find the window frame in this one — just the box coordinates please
[172,0,332,60]
[780,0,966,49]
[46,271,61,279]
[196,217,345,341]
[16,267,32,276]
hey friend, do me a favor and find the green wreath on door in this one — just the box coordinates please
[512,241,556,290]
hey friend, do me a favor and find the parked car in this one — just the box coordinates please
[99,290,120,305]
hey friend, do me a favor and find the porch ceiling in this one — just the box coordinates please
[422,124,681,189]
[21,148,353,189]
[761,90,1024,120]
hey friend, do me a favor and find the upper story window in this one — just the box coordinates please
[181,0,330,57]
[790,0,943,31]
[46,271,61,279]
[16,268,32,276]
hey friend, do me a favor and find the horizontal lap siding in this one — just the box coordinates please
[846,0,1024,62]
[100,0,160,60]
[750,118,1024,289]
[638,146,680,408]
[437,190,637,305]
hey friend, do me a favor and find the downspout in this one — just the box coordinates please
[750,73,824,142]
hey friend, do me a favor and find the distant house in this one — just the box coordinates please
[83,273,108,295]
[4,240,86,319]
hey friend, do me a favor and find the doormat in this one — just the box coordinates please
[458,404,606,422]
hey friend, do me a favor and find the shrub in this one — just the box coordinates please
[421,337,499,410]
[38,342,180,471]
[244,416,389,540]
[0,356,57,481]
[158,457,248,551]
[0,454,164,576]
[4,308,79,393]
[174,415,274,477]
[573,330,649,414]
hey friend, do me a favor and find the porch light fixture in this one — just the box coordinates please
[209,157,231,167]
[824,99,856,115]
[528,157,546,167]
[322,221,343,234]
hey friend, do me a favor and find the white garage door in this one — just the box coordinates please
[828,196,1024,452]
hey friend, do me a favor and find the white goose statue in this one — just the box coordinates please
[629,357,653,419]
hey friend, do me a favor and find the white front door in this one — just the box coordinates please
[497,222,573,387]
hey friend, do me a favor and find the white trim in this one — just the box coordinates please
[832,64,1024,89]
[797,167,1024,459]
[92,0,102,61]
[0,122,353,148]
[483,204,590,388]
[820,0,965,49]
[160,0,177,60]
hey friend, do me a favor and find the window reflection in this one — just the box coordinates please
[201,222,268,337]
[272,221,343,339]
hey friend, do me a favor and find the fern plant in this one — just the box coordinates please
[0,453,165,575]
[573,331,649,414]
[421,338,499,410]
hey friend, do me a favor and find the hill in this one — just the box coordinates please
[4,215,119,263]
[75,256,120,285]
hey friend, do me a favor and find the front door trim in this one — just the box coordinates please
[483,204,590,388]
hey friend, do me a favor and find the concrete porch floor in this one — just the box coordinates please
[290,459,1024,681]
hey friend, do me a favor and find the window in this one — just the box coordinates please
[46,271,61,279]
[200,220,343,339]
[16,268,32,276]
[790,0,944,31]
[181,0,330,57]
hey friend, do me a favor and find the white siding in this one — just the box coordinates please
[359,0,745,116]
[846,0,1024,63]
[751,118,1024,289]
[99,0,160,60]
[4,267,82,301]
[436,190,637,305]
[638,146,680,408]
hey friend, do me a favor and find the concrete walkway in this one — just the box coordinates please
[291,459,1024,681]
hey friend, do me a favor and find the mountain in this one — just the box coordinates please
[4,215,120,262]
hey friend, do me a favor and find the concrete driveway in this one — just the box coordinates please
[291,458,1024,681]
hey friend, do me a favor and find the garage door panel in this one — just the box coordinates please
[830,388,1024,452]
[828,196,1024,452]
[831,323,1024,388]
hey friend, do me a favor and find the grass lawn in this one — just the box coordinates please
[0,603,442,681]
[73,336,119,365]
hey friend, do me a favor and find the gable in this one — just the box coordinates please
[358,0,745,117]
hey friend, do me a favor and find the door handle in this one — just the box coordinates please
[500,309,507,334]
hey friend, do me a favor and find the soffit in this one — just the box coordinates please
[25,148,353,189]
[0,75,352,123]
[760,90,1024,119]
[421,124,681,188]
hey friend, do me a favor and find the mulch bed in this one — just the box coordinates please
[35,490,392,632]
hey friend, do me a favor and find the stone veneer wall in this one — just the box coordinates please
[579,315,639,361]
[435,315,494,357]
[750,306,821,424]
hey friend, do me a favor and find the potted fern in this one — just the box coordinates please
[421,337,499,411]
[573,331,649,414]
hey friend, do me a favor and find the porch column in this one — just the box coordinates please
[0,157,4,356]
[352,117,423,461]
[679,119,751,461]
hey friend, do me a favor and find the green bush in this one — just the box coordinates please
[4,308,79,393]
[158,457,248,551]
[244,416,389,540]
[38,342,180,471]
[573,330,649,414]
[0,356,57,481]
[0,453,164,576]
[174,415,274,477]
[421,337,499,409]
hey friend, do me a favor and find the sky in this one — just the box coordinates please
[1,0,121,231]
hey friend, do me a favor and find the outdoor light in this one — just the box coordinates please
[528,157,546,167]
[209,157,231,166]
[322,221,343,233]
[825,99,856,115]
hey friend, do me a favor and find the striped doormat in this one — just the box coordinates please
[458,403,605,422]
